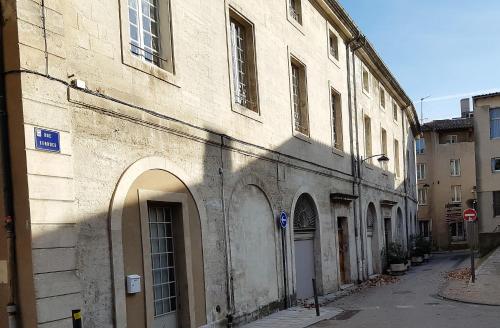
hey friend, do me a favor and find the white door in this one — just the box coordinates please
[294,238,315,299]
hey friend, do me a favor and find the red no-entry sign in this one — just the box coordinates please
[463,208,478,222]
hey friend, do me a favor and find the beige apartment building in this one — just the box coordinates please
[416,104,475,250]
[0,0,419,327]
[473,93,500,233]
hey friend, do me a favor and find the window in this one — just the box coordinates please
[450,159,461,176]
[449,221,465,242]
[379,87,386,109]
[128,0,172,70]
[491,108,500,139]
[416,138,425,154]
[329,31,339,60]
[331,90,343,150]
[417,163,426,180]
[446,135,458,144]
[394,139,400,177]
[451,185,462,203]
[418,187,428,205]
[381,128,388,170]
[364,116,372,162]
[393,101,398,121]
[291,59,309,135]
[128,0,161,65]
[362,67,370,94]
[288,0,302,24]
[229,12,258,111]
[492,158,500,172]
[419,220,430,238]
[494,191,500,217]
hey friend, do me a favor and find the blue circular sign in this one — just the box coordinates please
[279,210,288,229]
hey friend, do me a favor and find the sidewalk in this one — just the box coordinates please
[439,247,500,306]
[241,306,342,328]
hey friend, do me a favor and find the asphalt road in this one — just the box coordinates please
[310,252,500,328]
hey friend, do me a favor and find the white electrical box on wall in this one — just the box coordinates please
[126,275,141,294]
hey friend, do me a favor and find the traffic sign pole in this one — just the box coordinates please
[463,208,478,283]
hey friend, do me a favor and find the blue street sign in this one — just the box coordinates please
[34,128,61,153]
[279,210,288,229]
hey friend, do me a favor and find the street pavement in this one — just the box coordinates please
[310,251,500,328]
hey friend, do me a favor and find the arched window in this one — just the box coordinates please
[293,194,317,232]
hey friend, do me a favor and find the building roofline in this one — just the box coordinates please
[472,92,500,100]
[323,0,421,135]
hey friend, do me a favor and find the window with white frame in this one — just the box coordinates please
[331,89,343,150]
[380,87,386,109]
[393,101,398,121]
[329,31,339,60]
[450,159,461,176]
[492,158,500,172]
[362,67,370,94]
[417,163,426,180]
[291,59,309,135]
[415,138,425,154]
[418,187,428,205]
[288,0,302,24]
[128,0,171,68]
[451,185,462,203]
[491,108,500,139]
[446,135,458,144]
[229,11,258,112]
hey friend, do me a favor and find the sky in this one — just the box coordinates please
[338,0,500,122]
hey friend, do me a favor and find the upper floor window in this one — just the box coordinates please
[451,185,462,203]
[393,101,398,121]
[491,108,500,139]
[494,191,500,217]
[417,163,426,180]
[418,187,428,205]
[229,11,258,112]
[416,138,425,154]
[364,115,372,162]
[394,139,400,177]
[379,87,386,109]
[128,0,172,70]
[446,135,458,144]
[288,0,302,24]
[492,158,500,172]
[362,67,370,94]
[450,159,461,176]
[291,59,309,135]
[381,128,388,170]
[329,31,339,60]
[331,89,343,150]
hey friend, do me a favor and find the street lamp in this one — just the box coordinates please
[361,154,390,164]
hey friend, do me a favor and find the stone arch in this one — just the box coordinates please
[109,156,208,328]
[228,177,280,317]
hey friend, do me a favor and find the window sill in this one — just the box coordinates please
[123,52,179,87]
[293,131,311,143]
[362,89,371,98]
[328,54,341,69]
[286,14,305,35]
[231,102,262,123]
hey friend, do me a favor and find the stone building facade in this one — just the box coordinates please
[473,93,500,233]
[0,0,419,327]
[416,114,476,250]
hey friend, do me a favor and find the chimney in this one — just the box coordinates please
[460,98,471,118]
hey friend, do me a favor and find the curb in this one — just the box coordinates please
[437,291,500,307]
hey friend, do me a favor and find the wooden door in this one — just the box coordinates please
[337,219,347,284]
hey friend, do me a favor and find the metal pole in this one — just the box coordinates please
[312,279,320,316]
[471,222,476,283]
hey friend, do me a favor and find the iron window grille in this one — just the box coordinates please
[128,0,166,67]
[230,19,254,109]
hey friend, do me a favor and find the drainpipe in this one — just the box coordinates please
[347,34,367,282]
[345,32,362,283]
[402,109,410,250]
[0,6,18,326]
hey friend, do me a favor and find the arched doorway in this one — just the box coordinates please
[366,203,379,276]
[110,160,207,328]
[293,194,318,300]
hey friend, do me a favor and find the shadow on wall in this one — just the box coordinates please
[28,117,410,327]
